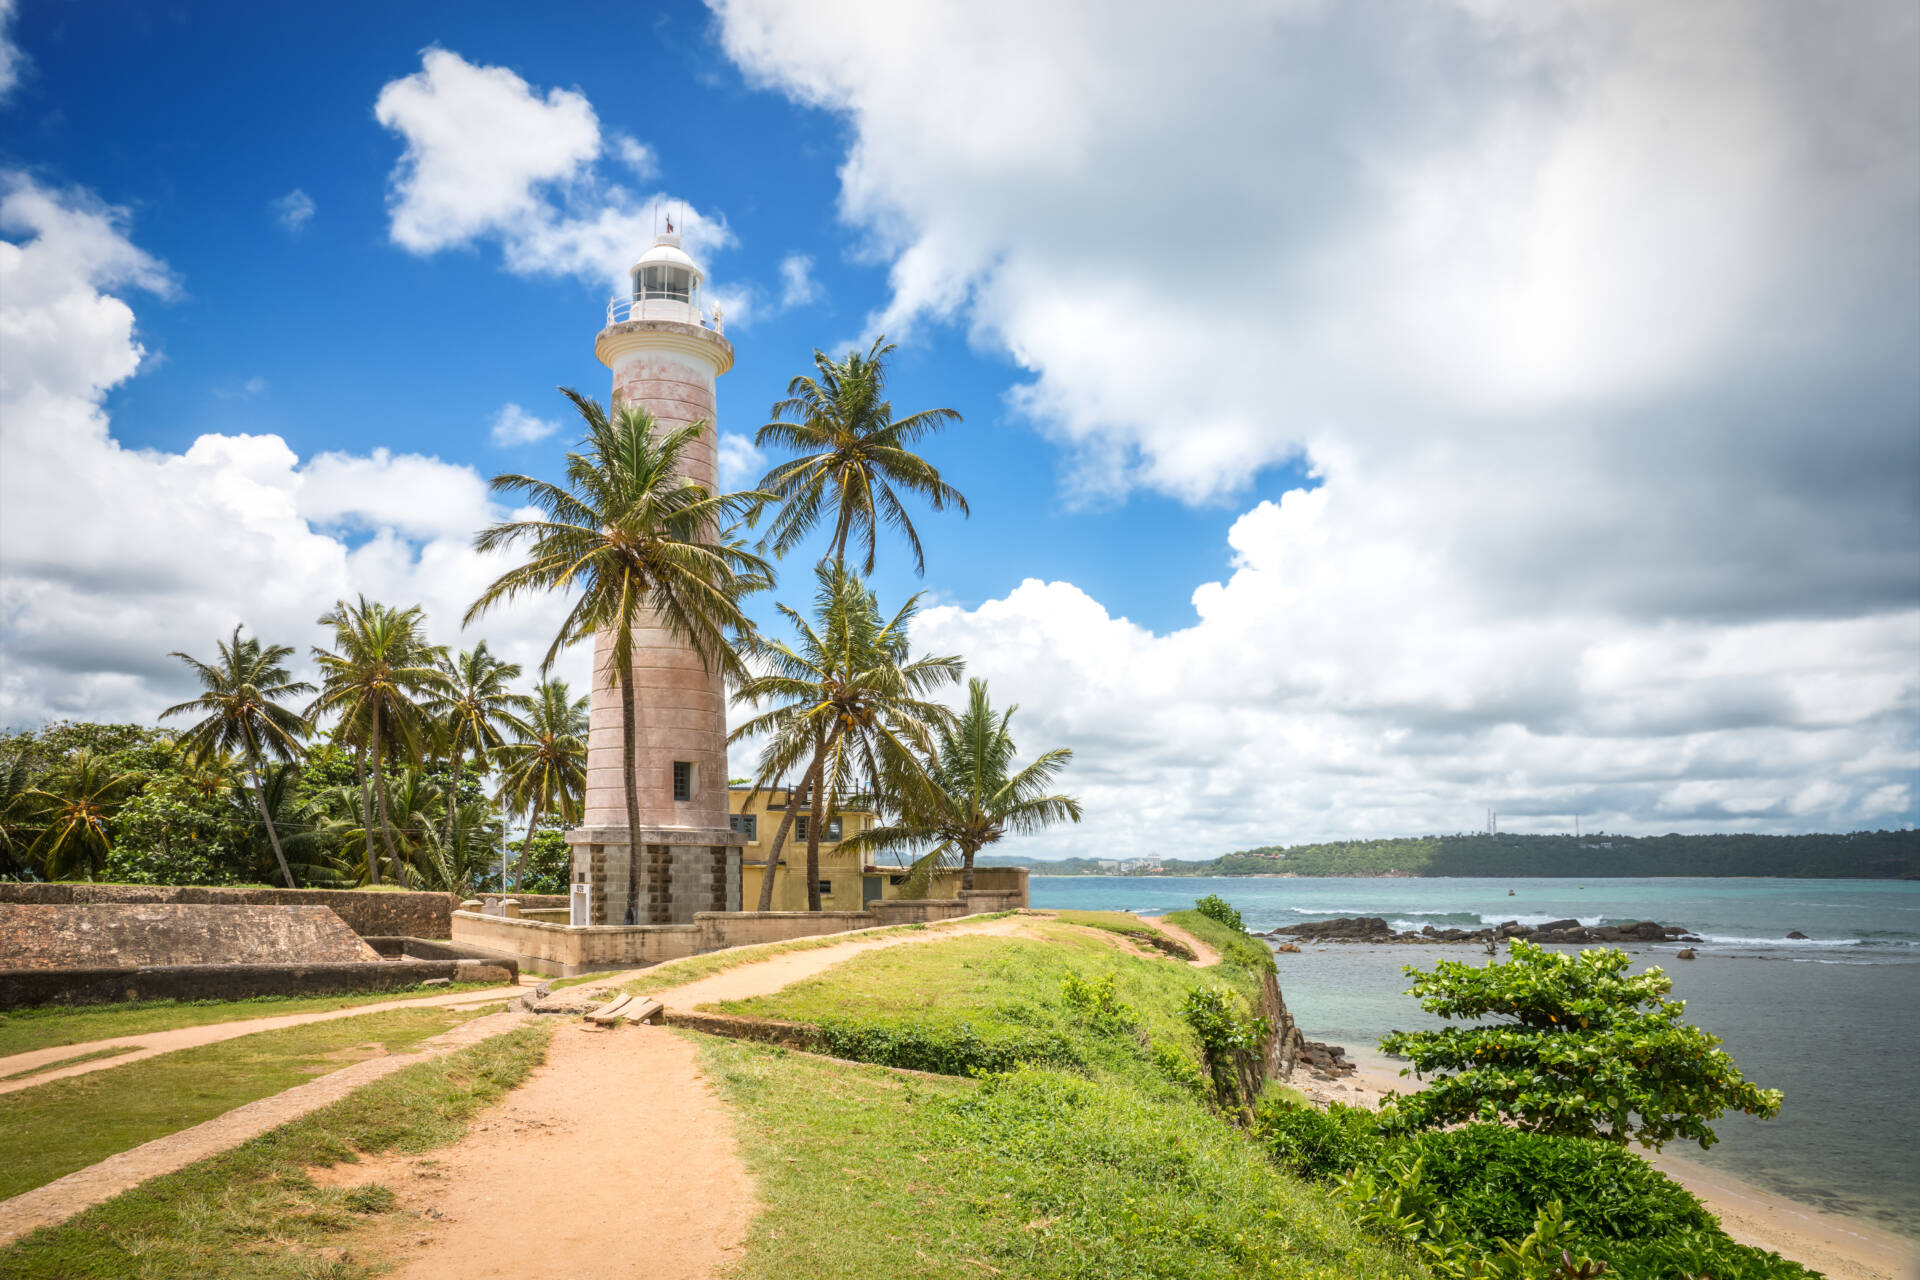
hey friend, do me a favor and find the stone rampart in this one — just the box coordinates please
[0,883,456,939]
[0,903,379,970]
[0,957,515,1009]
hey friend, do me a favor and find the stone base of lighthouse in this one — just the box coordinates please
[565,826,744,927]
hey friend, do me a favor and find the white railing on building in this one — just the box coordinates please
[605,294,723,332]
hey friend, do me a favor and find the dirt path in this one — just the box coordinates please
[0,1008,528,1247]
[0,982,533,1096]
[1137,915,1222,966]
[659,912,1032,1010]
[354,1021,754,1280]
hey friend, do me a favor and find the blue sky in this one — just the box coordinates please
[2,0,1915,856]
[4,0,1307,633]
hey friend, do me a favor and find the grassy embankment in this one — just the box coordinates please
[0,1023,551,1280]
[0,1004,487,1199]
[697,910,1420,1279]
[0,981,514,1059]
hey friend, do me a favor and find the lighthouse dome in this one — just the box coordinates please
[629,236,702,281]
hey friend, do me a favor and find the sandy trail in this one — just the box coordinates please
[1297,1054,1918,1280]
[0,981,533,1096]
[658,912,1032,1010]
[1137,915,1222,966]
[0,1007,528,1246]
[364,1021,754,1280]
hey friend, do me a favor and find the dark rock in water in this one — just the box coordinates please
[1274,916,1393,940]
[1537,918,1583,933]
[1297,1040,1357,1078]
[1421,924,1436,936]
[1676,948,1697,960]
[1787,931,1809,940]
[1626,920,1668,940]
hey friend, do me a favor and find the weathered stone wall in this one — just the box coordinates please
[966,866,1029,904]
[0,883,456,939]
[0,903,379,970]
[868,898,969,926]
[0,957,515,1009]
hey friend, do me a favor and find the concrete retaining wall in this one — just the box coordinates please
[451,895,1021,976]
[0,903,380,969]
[0,956,516,1009]
[0,883,456,939]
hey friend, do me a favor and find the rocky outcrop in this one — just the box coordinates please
[1261,917,1700,946]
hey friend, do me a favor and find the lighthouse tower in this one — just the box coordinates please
[566,225,744,926]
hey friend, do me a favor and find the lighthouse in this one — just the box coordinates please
[566,225,744,927]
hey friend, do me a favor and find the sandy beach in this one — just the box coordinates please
[1292,1050,1919,1280]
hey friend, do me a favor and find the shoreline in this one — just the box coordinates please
[1294,1046,1918,1280]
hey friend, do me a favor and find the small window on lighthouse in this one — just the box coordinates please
[672,761,693,802]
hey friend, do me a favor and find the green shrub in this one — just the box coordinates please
[1058,971,1141,1038]
[816,1018,1080,1077]
[1149,1039,1211,1098]
[1181,984,1269,1111]
[1254,1099,1385,1181]
[1191,894,1244,933]
[1399,1125,1714,1244]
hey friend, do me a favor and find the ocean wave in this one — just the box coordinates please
[1690,933,1863,948]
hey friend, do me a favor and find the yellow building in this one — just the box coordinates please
[731,784,955,911]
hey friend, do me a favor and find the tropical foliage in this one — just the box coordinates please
[751,335,967,575]
[731,562,963,910]
[1378,941,1783,1149]
[841,677,1081,895]
[469,391,770,922]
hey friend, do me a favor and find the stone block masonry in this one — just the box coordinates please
[0,883,456,938]
[0,903,380,970]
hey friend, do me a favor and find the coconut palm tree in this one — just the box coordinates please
[309,598,448,884]
[162,625,315,888]
[753,336,968,575]
[731,561,963,910]
[427,641,533,850]
[0,754,35,879]
[841,678,1081,894]
[467,390,771,923]
[493,679,589,891]
[24,749,137,880]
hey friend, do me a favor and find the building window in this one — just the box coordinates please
[793,816,843,842]
[729,813,757,840]
[817,879,833,897]
[672,761,692,802]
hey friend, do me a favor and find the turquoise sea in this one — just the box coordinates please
[1030,875,1920,1235]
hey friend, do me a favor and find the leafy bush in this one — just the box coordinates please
[1191,894,1245,933]
[816,1018,1080,1077]
[1059,971,1141,1037]
[1380,940,1782,1149]
[1149,1039,1211,1098]
[1398,1125,1714,1244]
[1254,1098,1385,1182]
[1182,984,1269,1112]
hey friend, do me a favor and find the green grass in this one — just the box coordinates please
[1054,909,1198,959]
[701,1034,1421,1279]
[0,1023,551,1280]
[0,1044,140,1083]
[0,1004,484,1200]
[618,912,1013,998]
[0,981,513,1059]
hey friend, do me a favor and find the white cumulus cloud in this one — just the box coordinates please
[0,173,591,726]
[270,189,315,233]
[488,402,561,448]
[716,431,766,488]
[778,253,819,308]
[711,0,1920,849]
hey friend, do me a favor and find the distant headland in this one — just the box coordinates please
[981,830,1920,880]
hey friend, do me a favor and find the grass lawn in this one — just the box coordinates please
[1053,909,1198,959]
[0,1044,141,1083]
[0,1004,485,1200]
[0,981,513,1059]
[701,1033,1420,1280]
[0,1023,551,1280]
[618,912,1014,998]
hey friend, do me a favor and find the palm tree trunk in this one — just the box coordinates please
[961,842,978,892]
[756,756,820,911]
[805,757,826,912]
[356,746,380,885]
[619,664,645,925]
[370,705,404,884]
[518,799,542,892]
[247,755,298,889]
[830,506,853,567]
[444,741,462,853]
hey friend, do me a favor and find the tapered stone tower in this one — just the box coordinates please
[566,227,744,926]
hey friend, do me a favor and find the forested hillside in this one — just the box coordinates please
[983,830,1920,879]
